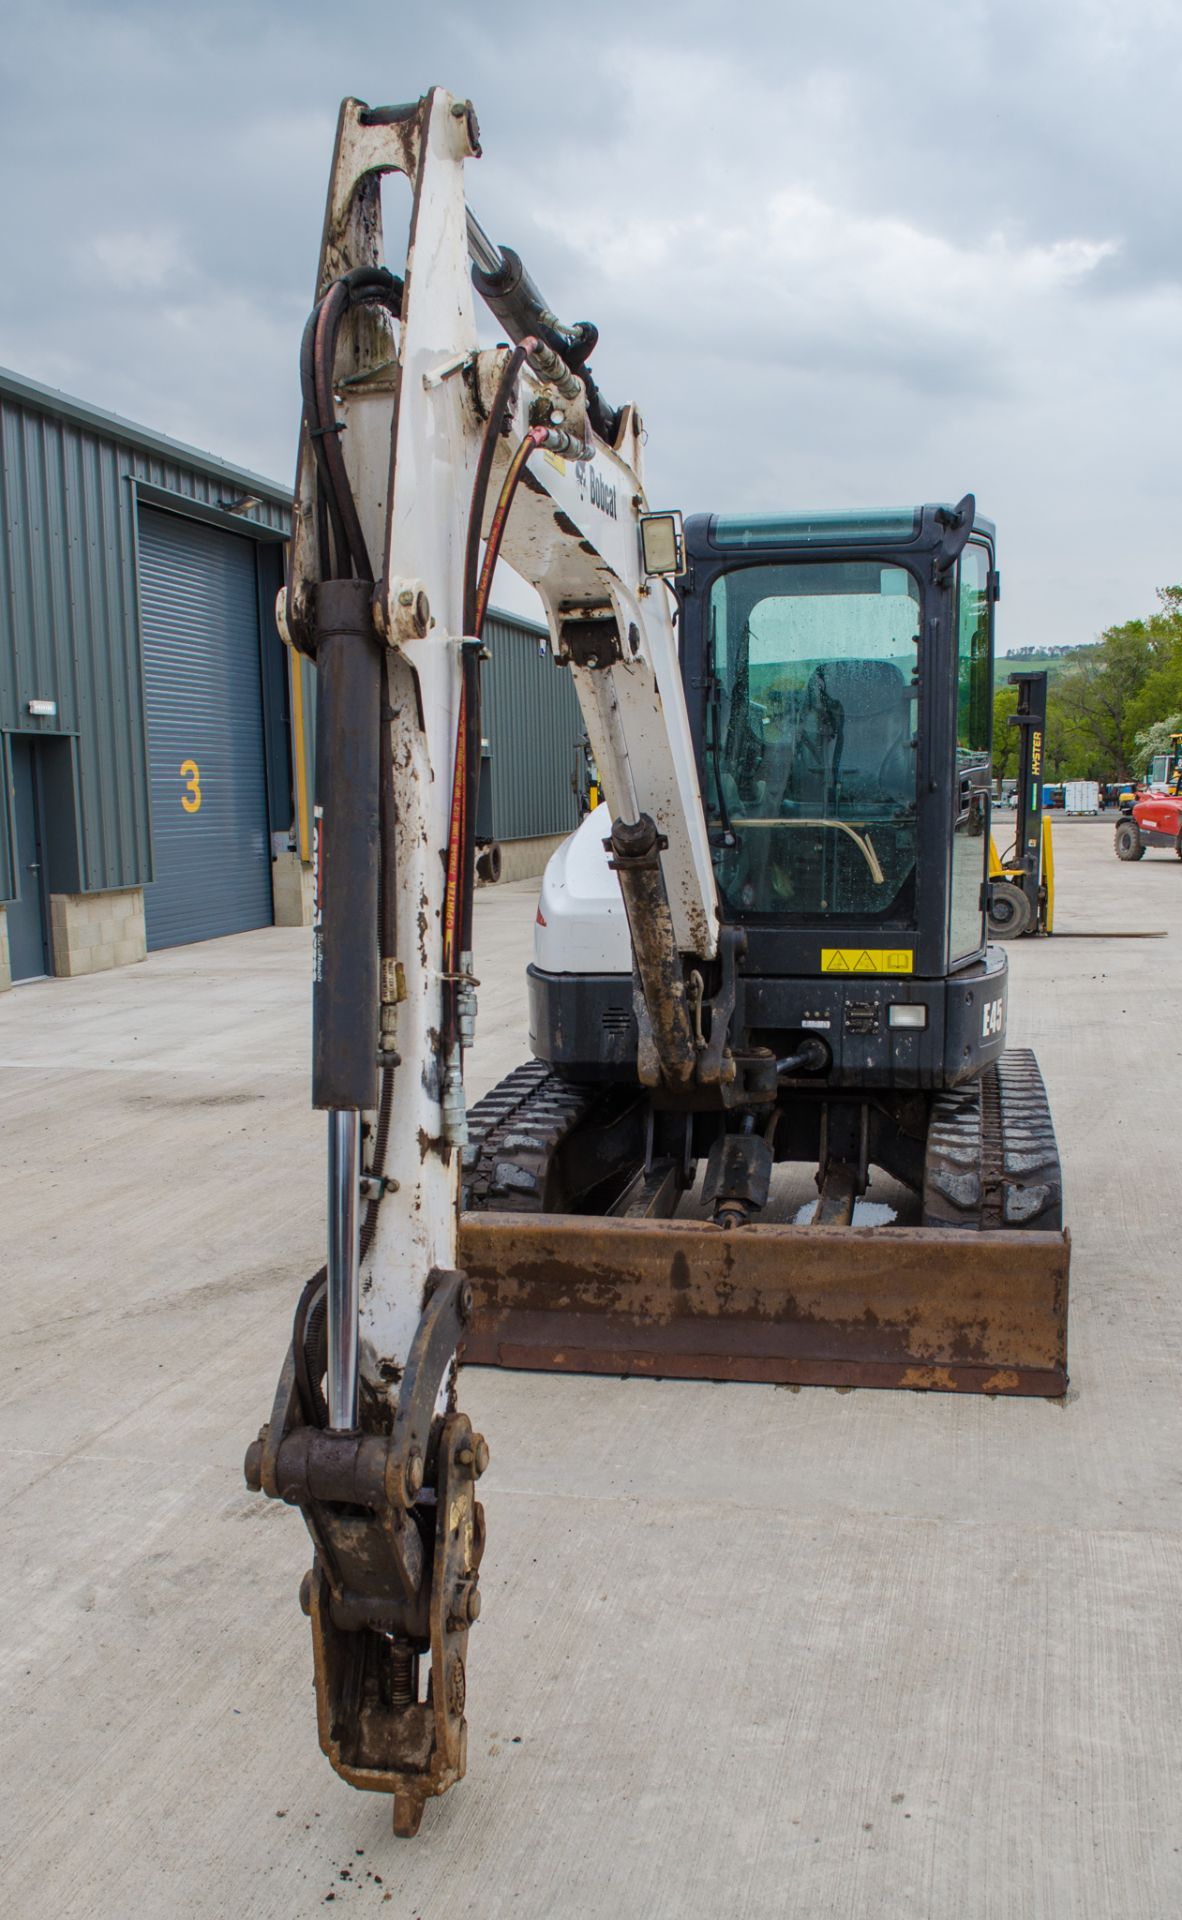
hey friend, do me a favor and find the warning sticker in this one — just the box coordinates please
[543,450,567,475]
[821,947,914,975]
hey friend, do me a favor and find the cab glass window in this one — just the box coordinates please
[704,561,920,923]
[958,545,992,753]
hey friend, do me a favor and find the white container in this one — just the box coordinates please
[1064,780,1099,814]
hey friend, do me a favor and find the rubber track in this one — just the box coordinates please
[922,1047,1063,1232]
[462,1061,602,1213]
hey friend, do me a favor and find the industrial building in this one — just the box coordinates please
[0,366,582,986]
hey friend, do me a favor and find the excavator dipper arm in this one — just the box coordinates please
[245,87,720,1833]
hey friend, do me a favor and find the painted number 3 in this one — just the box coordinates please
[180,758,202,813]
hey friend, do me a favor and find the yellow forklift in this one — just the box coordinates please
[989,671,1054,938]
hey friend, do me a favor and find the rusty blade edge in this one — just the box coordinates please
[457,1213,1070,1395]
[459,1335,1064,1397]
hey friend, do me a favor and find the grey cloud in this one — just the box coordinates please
[0,0,1178,650]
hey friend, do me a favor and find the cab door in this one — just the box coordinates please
[949,543,993,963]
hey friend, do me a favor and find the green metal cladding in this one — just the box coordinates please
[0,365,289,903]
[0,363,584,910]
[481,608,583,842]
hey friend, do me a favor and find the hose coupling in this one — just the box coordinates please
[442,1056,468,1148]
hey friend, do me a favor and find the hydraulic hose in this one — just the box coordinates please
[473,428,547,635]
[468,225,621,445]
[299,265,403,585]
[462,340,533,637]
[444,408,549,1053]
[293,264,405,1414]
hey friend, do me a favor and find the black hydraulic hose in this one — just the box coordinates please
[579,363,622,448]
[456,428,546,973]
[445,351,542,1044]
[313,281,372,581]
[299,266,404,586]
[293,1266,329,1426]
[299,304,349,579]
[453,344,534,973]
[462,340,532,635]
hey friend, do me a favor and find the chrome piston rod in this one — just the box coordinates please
[465,207,503,278]
[326,1109,361,1430]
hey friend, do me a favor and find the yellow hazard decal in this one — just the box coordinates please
[543,450,566,474]
[821,947,913,974]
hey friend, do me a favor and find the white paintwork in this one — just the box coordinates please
[534,805,632,975]
[357,94,478,1391]
[289,91,721,1414]
[493,439,719,961]
[287,94,482,1407]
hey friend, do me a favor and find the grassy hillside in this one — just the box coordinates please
[997,644,1100,681]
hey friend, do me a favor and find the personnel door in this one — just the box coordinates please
[6,737,51,979]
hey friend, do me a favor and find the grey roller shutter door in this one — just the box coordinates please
[138,508,272,949]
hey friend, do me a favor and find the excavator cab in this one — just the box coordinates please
[688,505,995,1009]
[463,501,1068,1395]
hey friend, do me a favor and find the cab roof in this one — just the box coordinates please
[684,503,996,556]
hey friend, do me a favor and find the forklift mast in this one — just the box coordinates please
[1007,670,1048,919]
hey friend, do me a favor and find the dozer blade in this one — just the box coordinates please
[458,1213,1069,1396]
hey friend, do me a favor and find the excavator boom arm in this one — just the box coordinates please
[246,85,720,1835]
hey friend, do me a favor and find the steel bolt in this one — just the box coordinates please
[299,1570,314,1617]
[398,587,414,607]
[404,1448,424,1501]
[457,1434,490,1474]
[448,1578,481,1631]
[454,1436,487,1474]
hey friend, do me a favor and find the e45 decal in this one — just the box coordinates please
[982,995,1005,1040]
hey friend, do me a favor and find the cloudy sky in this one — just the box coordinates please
[2,0,1179,649]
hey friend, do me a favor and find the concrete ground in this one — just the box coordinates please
[2,821,1179,1918]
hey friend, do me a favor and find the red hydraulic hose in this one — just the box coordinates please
[472,426,547,635]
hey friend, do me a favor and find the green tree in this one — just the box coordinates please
[1053,623,1153,775]
[1132,713,1182,772]
[1123,587,1182,760]
[991,685,1019,781]
[995,587,1182,782]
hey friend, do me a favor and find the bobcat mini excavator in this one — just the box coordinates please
[245,90,1070,1836]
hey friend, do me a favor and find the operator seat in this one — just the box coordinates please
[786,660,913,810]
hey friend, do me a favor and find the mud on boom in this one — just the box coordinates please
[245,88,1070,1834]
